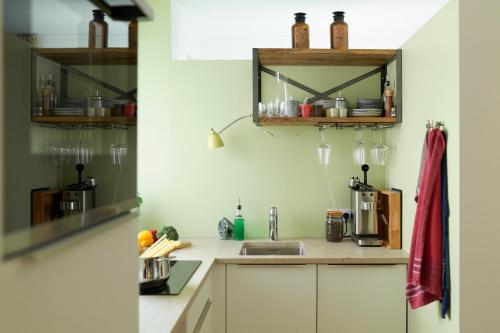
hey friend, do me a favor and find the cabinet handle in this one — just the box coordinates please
[326,264,396,267]
[236,264,308,267]
[192,298,212,333]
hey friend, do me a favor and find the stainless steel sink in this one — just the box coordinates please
[239,241,305,256]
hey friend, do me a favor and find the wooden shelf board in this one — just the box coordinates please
[34,48,137,65]
[258,48,397,66]
[257,117,397,126]
[32,116,136,126]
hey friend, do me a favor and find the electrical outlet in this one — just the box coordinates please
[338,208,353,221]
[327,208,352,220]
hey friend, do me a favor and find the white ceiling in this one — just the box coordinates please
[171,0,450,60]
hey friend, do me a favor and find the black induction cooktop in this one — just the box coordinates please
[139,260,201,296]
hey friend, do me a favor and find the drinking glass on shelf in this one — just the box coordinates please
[266,101,275,117]
[369,127,389,166]
[110,127,128,165]
[317,128,332,165]
[49,128,66,166]
[274,72,288,117]
[352,126,366,165]
[317,143,332,165]
[258,102,267,118]
[74,128,94,165]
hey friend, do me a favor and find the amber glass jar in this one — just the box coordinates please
[89,10,108,48]
[292,12,309,49]
[326,211,343,242]
[330,11,348,50]
[129,20,137,49]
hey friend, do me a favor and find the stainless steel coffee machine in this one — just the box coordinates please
[60,164,97,217]
[349,164,382,247]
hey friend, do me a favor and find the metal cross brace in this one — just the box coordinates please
[61,64,137,101]
[260,66,384,103]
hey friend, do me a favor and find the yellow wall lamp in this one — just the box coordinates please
[208,114,252,149]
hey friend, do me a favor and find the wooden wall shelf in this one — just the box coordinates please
[257,117,396,127]
[32,116,136,126]
[253,48,402,126]
[258,48,397,66]
[34,48,137,66]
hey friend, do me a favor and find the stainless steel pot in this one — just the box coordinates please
[138,256,174,284]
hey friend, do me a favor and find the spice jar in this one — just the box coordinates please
[87,90,103,117]
[335,96,347,109]
[89,10,108,48]
[292,12,309,49]
[326,210,344,242]
[330,11,348,50]
[383,80,394,117]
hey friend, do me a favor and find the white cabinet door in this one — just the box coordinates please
[317,264,406,333]
[227,264,316,333]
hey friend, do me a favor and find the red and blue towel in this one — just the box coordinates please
[406,128,449,316]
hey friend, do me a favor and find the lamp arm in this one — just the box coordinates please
[218,114,252,134]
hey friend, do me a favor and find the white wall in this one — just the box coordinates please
[388,0,459,332]
[171,0,449,59]
[4,0,128,47]
[459,0,500,332]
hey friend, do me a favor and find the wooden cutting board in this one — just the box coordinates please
[139,239,192,258]
[378,190,402,249]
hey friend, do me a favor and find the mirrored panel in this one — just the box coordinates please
[3,0,138,259]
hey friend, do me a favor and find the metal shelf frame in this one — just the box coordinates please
[252,48,403,127]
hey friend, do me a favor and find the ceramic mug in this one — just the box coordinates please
[339,107,348,117]
[124,103,136,117]
[300,104,313,118]
[327,108,340,117]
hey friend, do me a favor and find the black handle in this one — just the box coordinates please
[361,164,369,185]
[76,164,84,183]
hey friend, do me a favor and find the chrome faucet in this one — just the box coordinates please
[269,207,278,241]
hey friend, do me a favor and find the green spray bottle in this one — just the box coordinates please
[233,198,245,240]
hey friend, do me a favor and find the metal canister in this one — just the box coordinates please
[335,96,347,109]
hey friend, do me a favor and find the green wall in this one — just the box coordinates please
[137,0,389,239]
[388,0,459,332]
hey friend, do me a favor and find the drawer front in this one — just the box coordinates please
[186,272,212,333]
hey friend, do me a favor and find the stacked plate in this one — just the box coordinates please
[52,108,85,116]
[313,99,336,109]
[349,108,384,117]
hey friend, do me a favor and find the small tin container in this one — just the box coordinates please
[335,96,347,109]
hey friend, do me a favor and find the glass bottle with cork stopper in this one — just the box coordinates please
[292,12,310,49]
[129,19,137,49]
[330,11,348,50]
[383,78,394,117]
[89,9,108,48]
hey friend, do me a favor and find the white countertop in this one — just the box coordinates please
[139,238,408,332]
